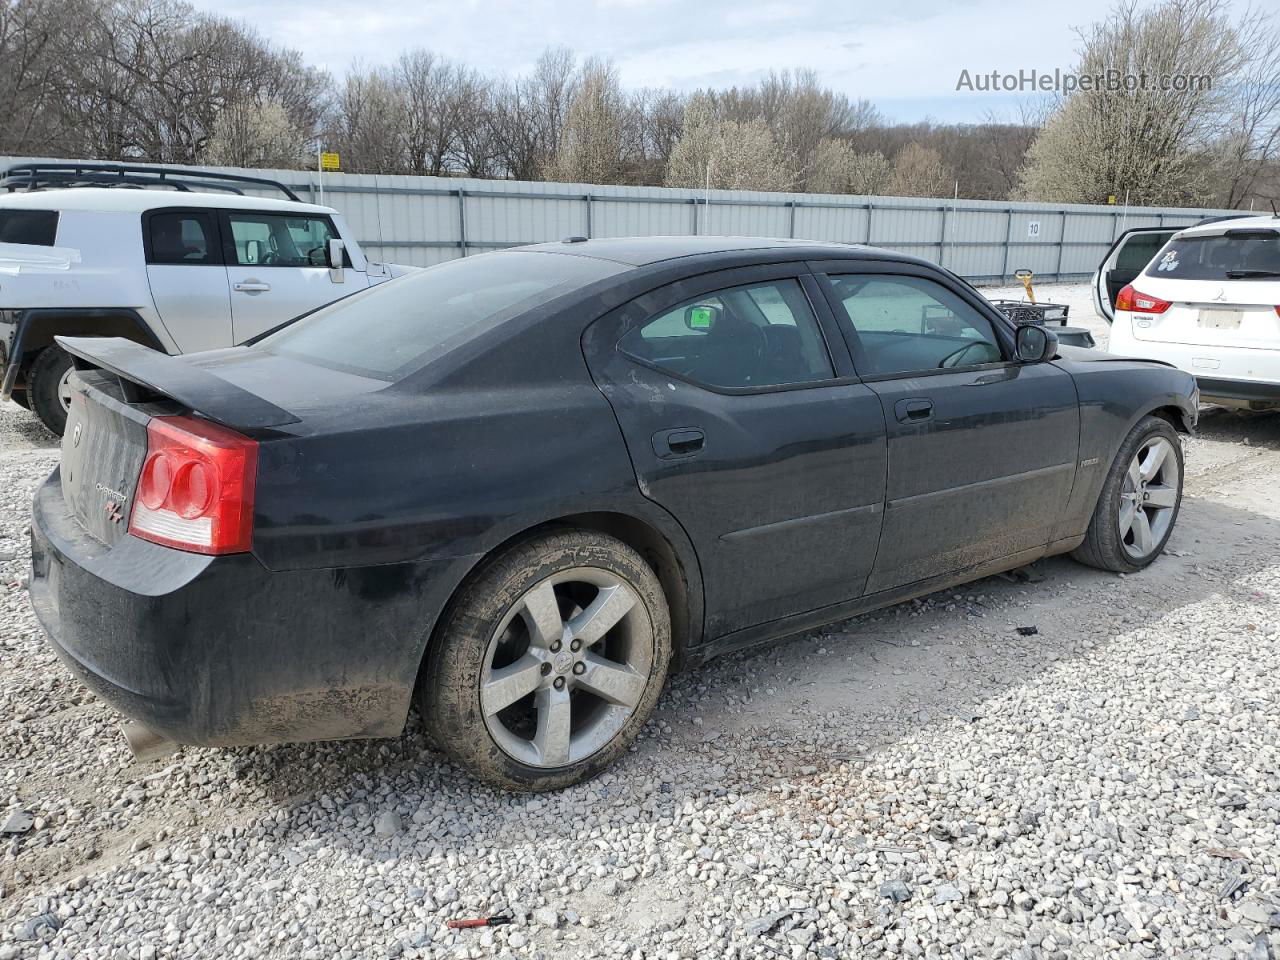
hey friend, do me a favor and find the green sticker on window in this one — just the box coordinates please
[688,305,715,329]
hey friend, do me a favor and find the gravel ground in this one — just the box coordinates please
[3,283,1280,960]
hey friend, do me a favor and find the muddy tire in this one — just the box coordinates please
[1072,415,1183,573]
[27,346,75,435]
[420,530,670,792]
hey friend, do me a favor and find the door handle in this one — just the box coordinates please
[894,398,933,423]
[233,280,271,293]
[652,428,705,459]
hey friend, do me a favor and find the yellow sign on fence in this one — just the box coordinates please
[319,152,341,172]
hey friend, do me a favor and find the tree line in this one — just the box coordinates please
[1,0,1276,207]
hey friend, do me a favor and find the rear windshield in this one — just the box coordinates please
[1145,231,1280,281]
[260,251,626,379]
[0,209,58,246]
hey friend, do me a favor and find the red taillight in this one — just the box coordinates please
[129,415,258,555]
[1115,284,1172,314]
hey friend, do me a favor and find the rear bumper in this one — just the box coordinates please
[29,468,467,747]
[1108,323,1280,403]
[1194,376,1280,403]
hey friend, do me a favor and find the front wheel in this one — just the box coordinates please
[420,530,671,792]
[1072,415,1184,573]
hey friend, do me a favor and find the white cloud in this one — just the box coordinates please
[198,0,1179,122]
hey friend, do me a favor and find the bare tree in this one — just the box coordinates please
[545,58,629,183]
[810,140,892,194]
[640,90,685,165]
[453,77,502,178]
[394,50,481,176]
[3,8,1156,204]
[704,70,864,190]
[888,143,953,197]
[14,0,326,163]
[327,63,405,173]
[978,102,1047,198]
[1206,9,1280,207]
[202,98,308,168]
[0,0,88,155]
[665,94,792,192]
[625,88,685,184]
[1017,0,1251,205]
[488,47,578,180]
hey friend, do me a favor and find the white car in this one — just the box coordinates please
[1106,215,1280,410]
[0,163,412,433]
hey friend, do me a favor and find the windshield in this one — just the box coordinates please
[1144,231,1280,281]
[259,250,626,379]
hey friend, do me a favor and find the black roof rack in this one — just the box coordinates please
[0,162,301,202]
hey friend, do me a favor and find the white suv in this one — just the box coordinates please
[1107,215,1280,410]
[0,163,411,433]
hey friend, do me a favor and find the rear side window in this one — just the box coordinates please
[0,210,58,246]
[261,250,626,379]
[226,213,336,267]
[1145,231,1280,280]
[619,279,833,390]
[1115,232,1174,274]
[147,212,218,265]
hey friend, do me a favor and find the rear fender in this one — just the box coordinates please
[2,309,165,399]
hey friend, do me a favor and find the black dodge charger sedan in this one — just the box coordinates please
[30,237,1196,791]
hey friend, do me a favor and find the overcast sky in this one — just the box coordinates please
[195,0,1173,123]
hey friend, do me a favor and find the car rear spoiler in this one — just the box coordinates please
[56,337,300,430]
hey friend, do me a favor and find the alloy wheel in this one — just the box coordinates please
[1118,435,1180,559]
[479,568,653,768]
[57,367,75,414]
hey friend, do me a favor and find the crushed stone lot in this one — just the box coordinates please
[3,283,1280,960]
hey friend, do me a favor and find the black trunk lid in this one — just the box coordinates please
[60,373,154,546]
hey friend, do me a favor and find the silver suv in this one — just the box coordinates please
[0,163,410,433]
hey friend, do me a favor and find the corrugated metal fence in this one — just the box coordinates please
[2,156,1246,282]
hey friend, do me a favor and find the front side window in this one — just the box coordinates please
[147,212,217,265]
[619,279,833,390]
[1144,231,1280,280]
[827,274,1003,377]
[0,210,58,246]
[227,213,336,267]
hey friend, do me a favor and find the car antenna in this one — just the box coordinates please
[1271,198,1279,219]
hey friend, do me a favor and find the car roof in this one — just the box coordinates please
[516,236,892,267]
[1174,214,1280,238]
[0,187,336,217]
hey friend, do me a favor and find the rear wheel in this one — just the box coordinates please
[1072,415,1183,573]
[421,530,670,792]
[27,346,75,435]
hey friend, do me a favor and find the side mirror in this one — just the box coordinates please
[684,303,720,331]
[328,238,345,283]
[1015,323,1058,363]
[244,239,263,264]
